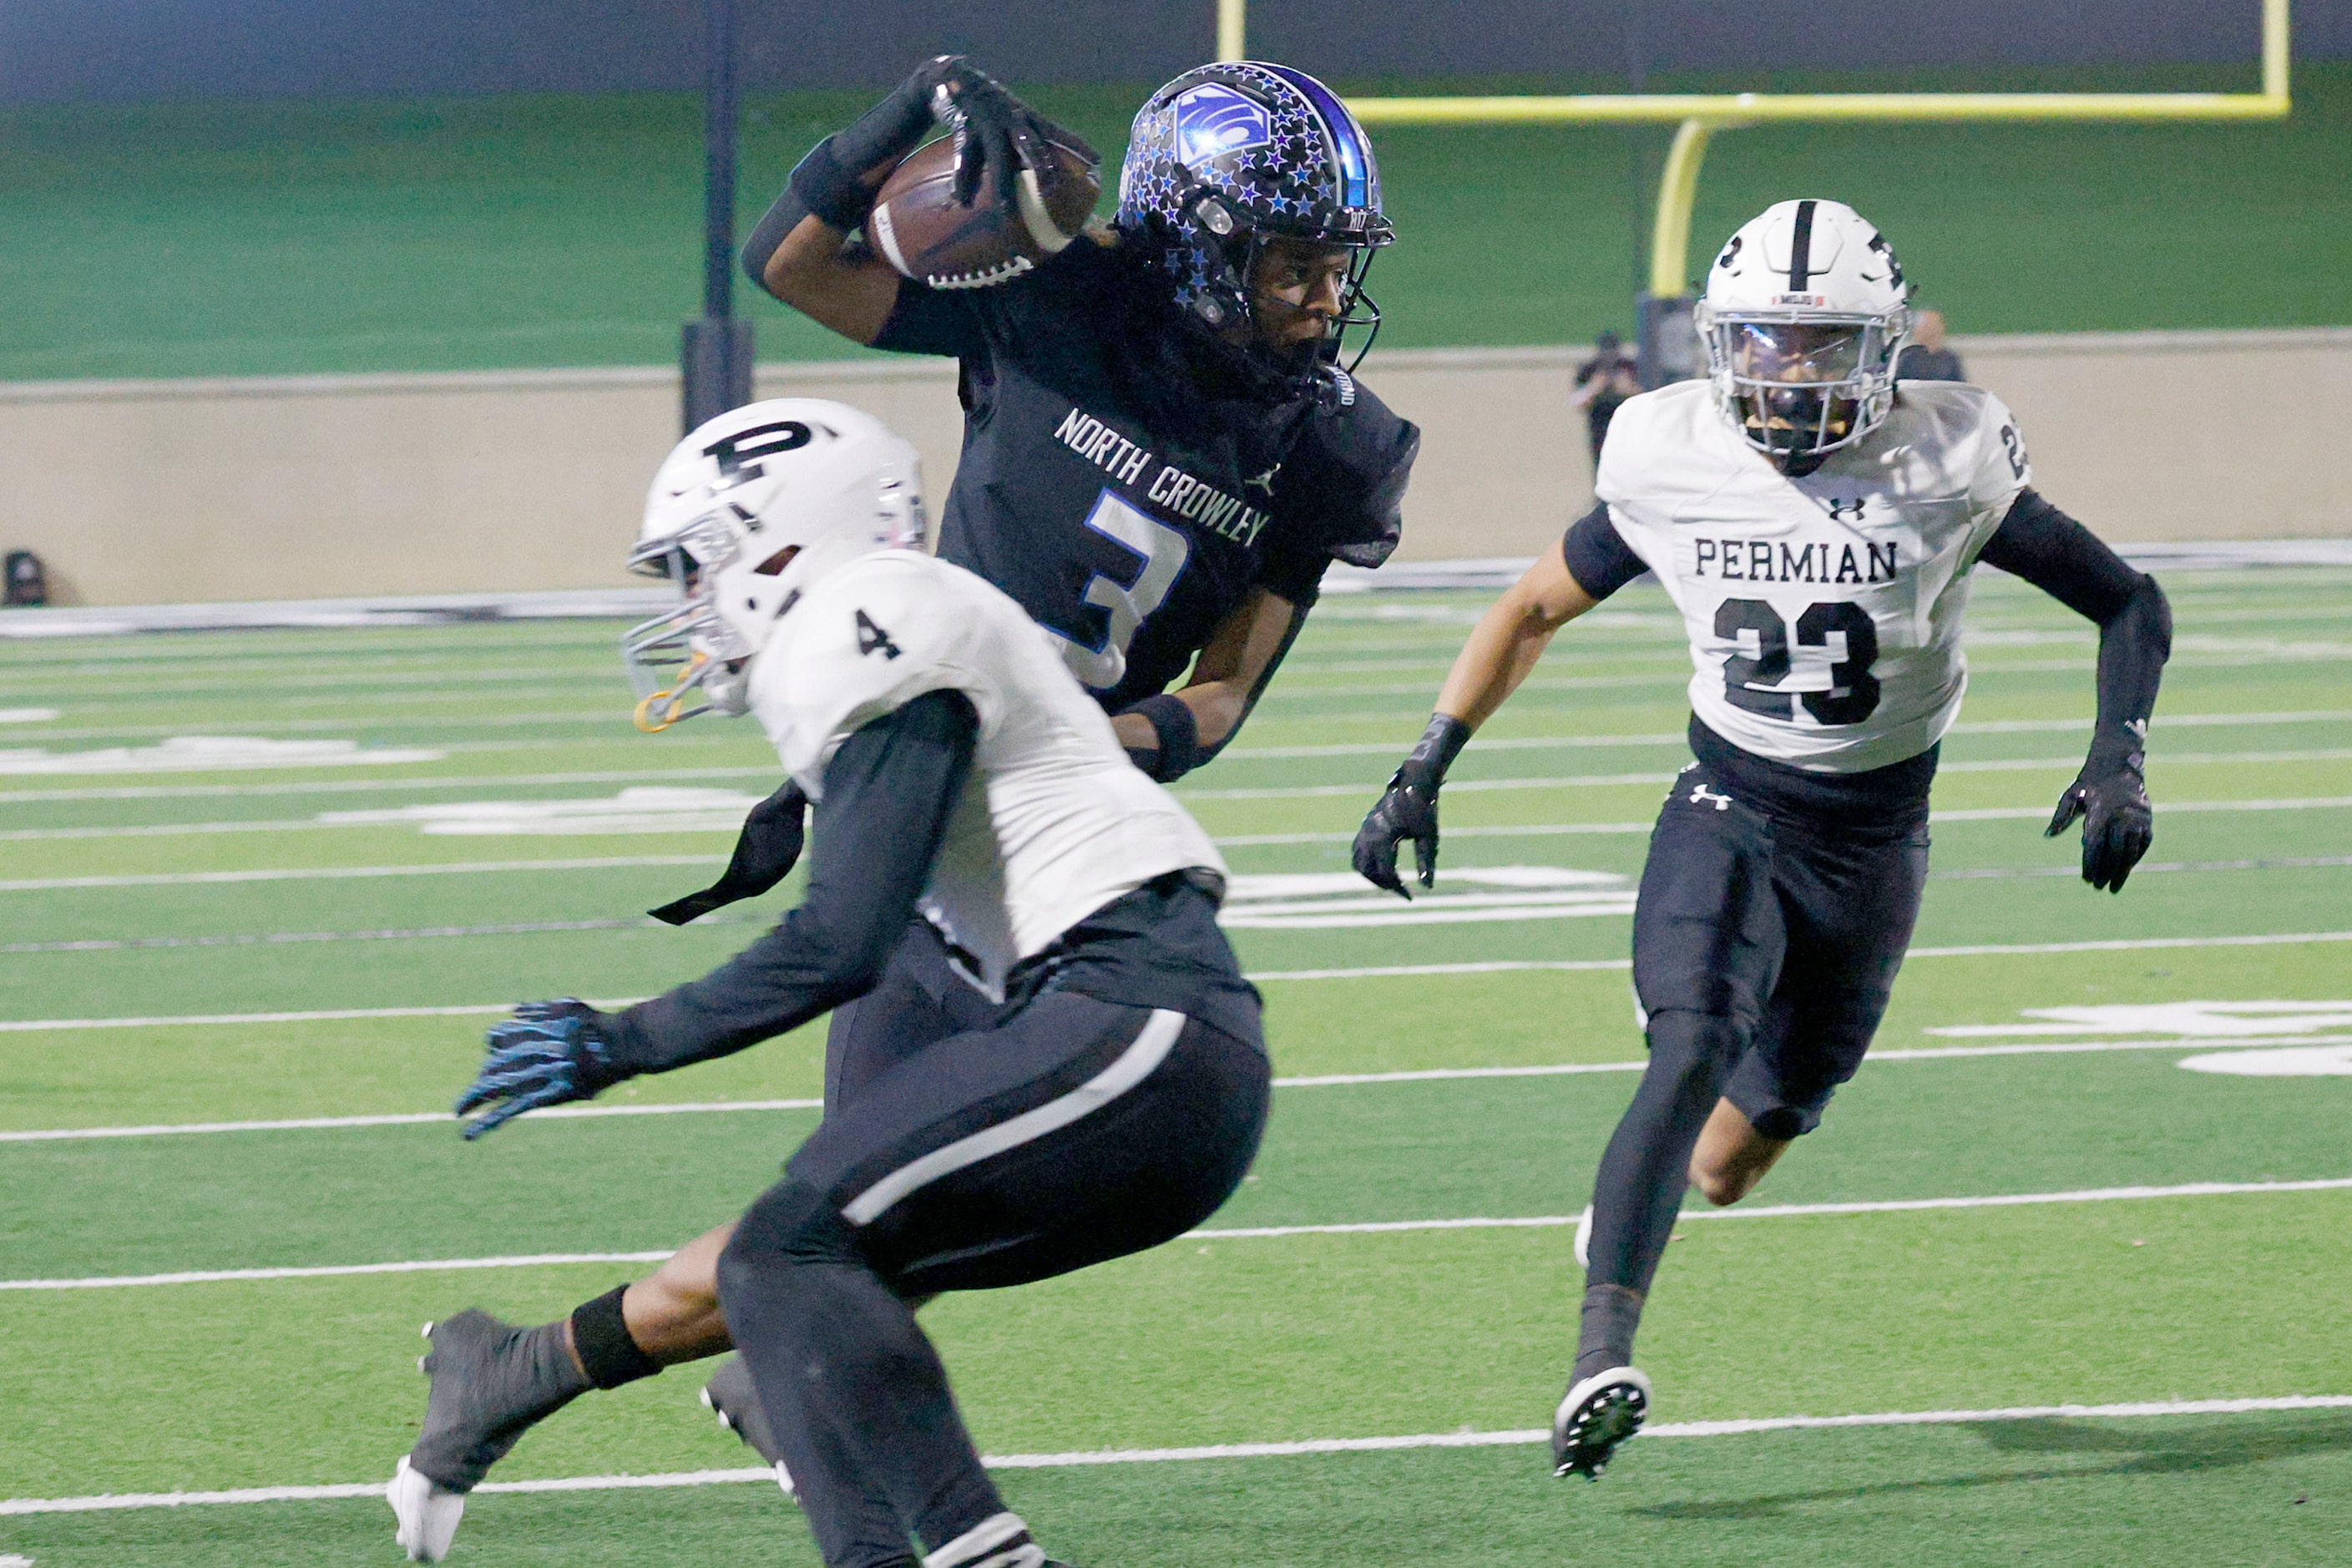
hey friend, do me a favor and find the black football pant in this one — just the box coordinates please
[822,917,999,1110]
[1584,764,1929,1311]
[716,990,1270,1568]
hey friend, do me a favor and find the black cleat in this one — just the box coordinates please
[1551,1365,1651,1481]
[407,1311,589,1492]
[703,1354,796,1500]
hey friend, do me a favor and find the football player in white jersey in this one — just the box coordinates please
[391,400,1268,1568]
[1353,200,2172,1484]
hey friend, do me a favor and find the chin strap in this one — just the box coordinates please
[634,652,716,734]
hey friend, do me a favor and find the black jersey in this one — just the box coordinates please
[871,235,1418,711]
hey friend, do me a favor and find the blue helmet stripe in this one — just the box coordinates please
[1256,63,1370,210]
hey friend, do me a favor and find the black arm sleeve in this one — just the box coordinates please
[1978,488,2172,762]
[1560,502,1647,600]
[740,63,940,288]
[870,281,990,358]
[599,690,980,1075]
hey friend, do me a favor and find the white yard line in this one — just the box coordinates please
[1194,770,2352,802]
[0,765,778,806]
[1216,711,2352,760]
[0,854,725,893]
[10,1177,2345,1293]
[0,1252,675,1292]
[11,1034,2342,1145]
[8,792,2349,843]
[5,1397,2349,1515]
[1255,932,2352,974]
[0,1098,821,1144]
[5,934,2349,1034]
[0,917,690,954]
[1200,1178,2352,1237]
[4,858,2339,953]
[1906,930,2352,957]
[0,1001,646,1034]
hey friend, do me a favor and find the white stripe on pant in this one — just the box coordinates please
[841,1008,1187,1227]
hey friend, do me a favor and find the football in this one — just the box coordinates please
[867,136,1100,290]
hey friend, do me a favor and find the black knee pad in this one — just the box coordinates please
[719,1178,860,1298]
[1747,1105,1814,1141]
[1643,1008,1746,1075]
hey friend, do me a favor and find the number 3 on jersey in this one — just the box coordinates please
[1716,597,1881,725]
[1052,489,1191,690]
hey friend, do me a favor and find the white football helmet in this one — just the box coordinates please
[621,399,925,731]
[1696,199,1910,466]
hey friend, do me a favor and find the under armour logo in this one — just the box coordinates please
[1690,784,1733,812]
[1825,497,1868,524]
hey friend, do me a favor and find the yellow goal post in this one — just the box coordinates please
[1213,0,2292,300]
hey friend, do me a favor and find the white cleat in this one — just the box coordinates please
[389,1454,467,1561]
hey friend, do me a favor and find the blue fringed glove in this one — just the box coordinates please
[457,999,623,1140]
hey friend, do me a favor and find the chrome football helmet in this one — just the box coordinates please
[622,399,924,732]
[1697,199,1911,467]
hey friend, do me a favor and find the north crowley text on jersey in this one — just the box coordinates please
[1055,407,1271,548]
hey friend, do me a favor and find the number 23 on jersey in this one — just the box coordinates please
[1714,597,1881,725]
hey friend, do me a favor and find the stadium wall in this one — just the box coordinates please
[4,331,2347,606]
[5,2,2346,104]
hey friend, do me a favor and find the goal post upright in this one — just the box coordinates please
[1206,0,2294,382]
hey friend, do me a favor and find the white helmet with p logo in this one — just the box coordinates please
[1696,199,1911,466]
[621,399,925,731]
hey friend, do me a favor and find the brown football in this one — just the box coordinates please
[867,136,1100,290]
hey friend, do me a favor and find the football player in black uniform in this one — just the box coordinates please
[395,56,1418,1535]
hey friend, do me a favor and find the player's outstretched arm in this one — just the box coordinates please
[741,57,1092,345]
[1977,491,2173,892]
[1353,542,1602,896]
[453,691,979,1137]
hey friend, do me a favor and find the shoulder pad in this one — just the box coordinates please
[1593,385,1674,497]
[754,556,974,764]
[1282,379,1419,567]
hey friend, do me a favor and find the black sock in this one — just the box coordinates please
[569,1284,664,1390]
[1575,1283,1646,1383]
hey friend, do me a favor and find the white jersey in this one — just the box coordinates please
[1596,379,2031,773]
[747,550,1225,992]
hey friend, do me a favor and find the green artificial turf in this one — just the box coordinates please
[3,63,2350,381]
[0,565,2346,1564]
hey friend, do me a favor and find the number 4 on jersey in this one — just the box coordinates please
[855,609,903,660]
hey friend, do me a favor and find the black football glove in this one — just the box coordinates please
[2046,745,2153,893]
[1353,715,1473,899]
[457,999,623,1140]
[917,57,1097,210]
[648,780,807,925]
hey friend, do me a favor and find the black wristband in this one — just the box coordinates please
[1123,693,1204,782]
[569,1284,662,1390]
[1400,712,1471,791]
[789,137,879,233]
